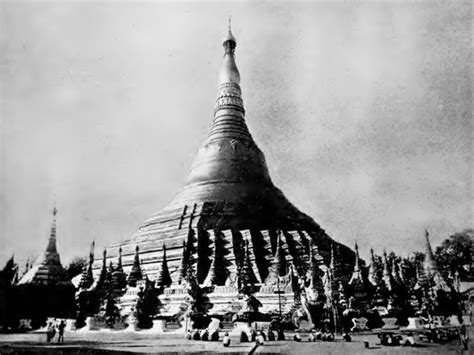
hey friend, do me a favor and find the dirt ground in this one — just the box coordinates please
[0,328,471,355]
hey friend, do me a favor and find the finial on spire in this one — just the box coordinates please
[223,17,237,48]
[228,13,231,31]
[52,196,57,217]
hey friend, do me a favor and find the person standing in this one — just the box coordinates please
[46,322,53,343]
[57,320,66,344]
[460,324,469,350]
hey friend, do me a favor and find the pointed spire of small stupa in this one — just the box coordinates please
[368,248,378,286]
[110,247,126,296]
[354,242,360,272]
[382,250,394,291]
[45,204,58,254]
[116,246,123,271]
[202,234,217,288]
[239,238,258,292]
[348,241,363,285]
[423,229,439,277]
[157,244,172,288]
[127,245,143,287]
[99,249,107,279]
[265,231,288,285]
[329,243,335,271]
[79,240,95,289]
[177,240,188,285]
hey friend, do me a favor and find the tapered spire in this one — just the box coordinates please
[44,203,60,265]
[368,248,378,286]
[45,205,58,253]
[157,244,172,288]
[94,248,110,295]
[202,235,217,287]
[423,229,439,277]
[18,203,70,286]
[348,242,363,285]
[382,250,394,291]
[307,240,324,298]
[239,239,259,293]
[110,247,126,295]
[354,242,360,272]
[165,22,274,209]
[265,231,288,285]
[79,241,95,289]
[116,246,123,271]
[127,245,143,287]
[177,240,188,285]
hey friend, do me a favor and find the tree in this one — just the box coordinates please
[435,229,473,280]
[66,257,87,280]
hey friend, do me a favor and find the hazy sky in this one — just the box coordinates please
[0,1,472,268]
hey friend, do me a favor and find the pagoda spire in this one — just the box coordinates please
[127,245,143,287]
[44,203,61,265]
[329,243,335,271]
[239,238,258,293]
[18,203,70,286]
[79,240,95,289]
[368,248,378,286]
[382,250,394,291]
[116,246,123,271]
[110,247,126,296]
[391,257,403,286]
[98,249,107,282]
[94,248,110,296]
[306,240,324,299]
[177,240,188,285]
[423,229,439,277]
[265,232,288,285]
[348,242,363,285]
[157,244,172,288]
[202,234,217,287]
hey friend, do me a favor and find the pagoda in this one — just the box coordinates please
[16,205,75,322]
[422,230,449,292]
[98,24,353,318]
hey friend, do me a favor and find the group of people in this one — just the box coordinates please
[307,329,336,342]
[185,328,220,342]
[46,319,66,343]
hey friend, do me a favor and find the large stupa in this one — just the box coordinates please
[99,25,353,289]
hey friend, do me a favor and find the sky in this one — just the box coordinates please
[0,1,472,268]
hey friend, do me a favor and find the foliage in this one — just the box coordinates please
[435,229,473,280]
[136,287,160,329]
[66,257,87,280]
